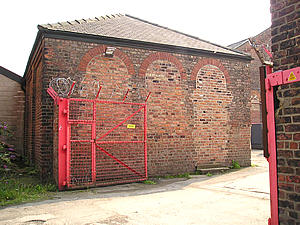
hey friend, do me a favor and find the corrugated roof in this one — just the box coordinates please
[39,14,248,57]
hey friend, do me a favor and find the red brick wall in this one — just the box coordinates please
[24,75,34,163]
[192,61,232,167]
[276,83,300,224]
[26,37,251,181]
[24,43,47,179]
[271,0,299,71]
[34,62,43,173]
[270,0,300,223]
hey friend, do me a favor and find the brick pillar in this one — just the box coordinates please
[270,0,300,223]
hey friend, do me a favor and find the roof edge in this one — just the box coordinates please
[23,30,43,80]
[0,66,23,83]
[38,27,252,61]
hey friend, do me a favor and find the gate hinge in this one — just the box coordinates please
[62,145,67,150]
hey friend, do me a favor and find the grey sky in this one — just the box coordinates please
[0,0,271,75]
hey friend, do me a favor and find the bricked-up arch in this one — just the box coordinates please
[143,57,194,175]
[191,58,230,84]
[80,54,131,100]
[139,52,186,80]
[77,45,135,100]
[78,45,135,75]
[192,64,232,167]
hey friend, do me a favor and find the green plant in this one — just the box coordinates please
[0,179,57,207]
[251,164,258,167]
[191,171,201,175]
[159,173,191,179]
[0,121,17,176]
[206,172,213,177]
[143,180,156,185]
[0,122,12,144]
[231,160,241,169]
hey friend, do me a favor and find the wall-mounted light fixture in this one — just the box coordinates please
[104,47,116,57]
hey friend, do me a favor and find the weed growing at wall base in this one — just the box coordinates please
[143,180,157,185]
[231,160,241,169]
[206,172,213,177]
[0,178,56,207]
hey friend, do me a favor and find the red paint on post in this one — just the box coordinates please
[265,66,300,225]
[58,98,68,190]
[144,105,148,178]
[266,69,279,225]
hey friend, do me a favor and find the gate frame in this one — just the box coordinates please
[261,66,300,225]
[48,86,150,190]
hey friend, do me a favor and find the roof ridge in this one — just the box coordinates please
[40,13,124,28]
[125,14,249,57]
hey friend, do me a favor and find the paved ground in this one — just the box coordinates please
[0,150,270,225]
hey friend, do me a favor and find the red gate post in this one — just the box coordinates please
[58,97,68,190]
[91,100,96,183]
[144,92,151,178]
[265,66,279,225]
[144,104,147,178]
[47,87,68,190]
[264,66,300,225]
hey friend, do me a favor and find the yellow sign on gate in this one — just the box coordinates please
[288,72,296,81]
[127,124,136,129]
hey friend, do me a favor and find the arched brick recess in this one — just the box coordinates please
[139,52,186,80]
[78,45,135,75]
[80,53,132,100]
[192,64,233,166]
[144,58,194,175]
[191,58,230,84]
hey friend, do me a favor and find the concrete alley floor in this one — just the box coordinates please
[0,150,270,225]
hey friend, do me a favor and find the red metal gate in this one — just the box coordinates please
[261,66,300,225]
[48,85,150,190]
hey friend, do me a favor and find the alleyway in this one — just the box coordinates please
[0,150,270,225]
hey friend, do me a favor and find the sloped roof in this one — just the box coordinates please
[228,27,271,50]
[0,66,22,84]
[227,39,249,49]
[39,14,248,58]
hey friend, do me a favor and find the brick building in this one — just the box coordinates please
[0,66,25,155]
[23,14,252,184]
[229,28,271,149]
[269,0,300,223]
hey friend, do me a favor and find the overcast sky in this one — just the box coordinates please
[0,0,271,76]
